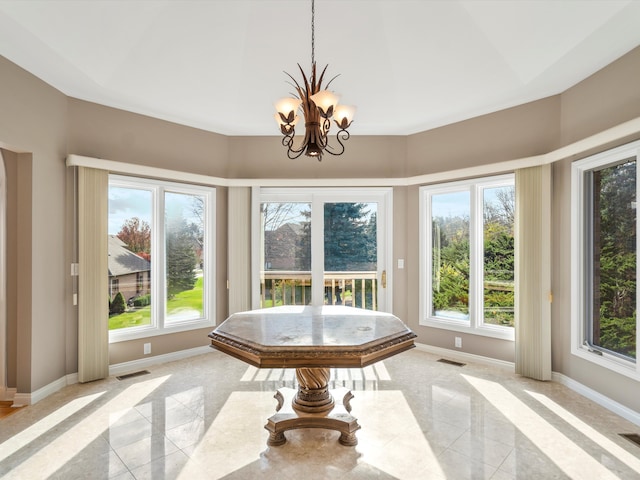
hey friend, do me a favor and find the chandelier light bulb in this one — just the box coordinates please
[333,105,356,129]
[309,90,340,118]
[275,98,302,119]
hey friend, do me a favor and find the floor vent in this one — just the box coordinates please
[116,370,150,381]
[437,358,466,367]
[620,433,640,447]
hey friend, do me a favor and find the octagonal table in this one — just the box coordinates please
[208,305,416,446]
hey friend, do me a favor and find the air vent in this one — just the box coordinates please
[620,433,640,447]
[437,358,466,367]
[116,370,150,381]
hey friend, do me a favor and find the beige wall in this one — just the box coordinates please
[67,98,230,178]
[228,136,408,179]
[1,45,640,415]
[2,149,33,390]
[0,55,68,394]
[560,46,640,146]
[406,96,561,175]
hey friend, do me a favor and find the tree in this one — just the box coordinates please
[166,217,198,298]
[593,160,636,358]
[110,292,126,315]
[324,203,375,271]
[117,217,151,254]
[189,196,205,253]
[262,203,302,231]
[296,208,312,271]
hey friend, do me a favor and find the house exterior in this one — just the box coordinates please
[264,223,303,271]
[107,235,151,304]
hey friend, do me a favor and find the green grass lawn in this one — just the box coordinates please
[109,277,203,330]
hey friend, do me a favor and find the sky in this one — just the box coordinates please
[108,185,202,235]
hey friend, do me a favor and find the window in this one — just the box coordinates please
[110,278,119,298]
[255,188,391,311]
[420,175,515,340]
[108,175,215,341]
[572,140,639,379]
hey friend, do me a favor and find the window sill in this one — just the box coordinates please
[420,317,515,341]
[572,345,639,382]
[109,318,216,343]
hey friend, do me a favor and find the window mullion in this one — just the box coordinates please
[469,185,480,329]
[155,185,165,329]
[311,195,324,306]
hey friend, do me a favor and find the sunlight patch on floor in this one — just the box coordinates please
[177,389,445,480]
[0,391,105,463]
[2,375,170,479]
[526,389,640,475]
[463,374,620,480]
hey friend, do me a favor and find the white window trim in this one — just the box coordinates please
[419,174,515,341]
[571,140,640,381]
[108,175,216,343]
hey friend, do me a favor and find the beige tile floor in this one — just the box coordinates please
[1,348,639,479]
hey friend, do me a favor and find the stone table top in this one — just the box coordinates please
[208,305,416,368]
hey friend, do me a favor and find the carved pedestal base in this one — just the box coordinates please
[264,368,361,446]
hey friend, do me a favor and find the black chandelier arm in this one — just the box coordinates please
[280,128,307,159]
[323,128,350,156]
[287,148,307,160]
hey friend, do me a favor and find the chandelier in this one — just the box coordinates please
[274,0,355,161]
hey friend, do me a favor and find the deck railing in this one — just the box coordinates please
[260,271,378,310]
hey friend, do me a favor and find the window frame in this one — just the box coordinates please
[108,175,216,343]
[252,187,393,312]
[571,140,640,380]
[419,174,515,341]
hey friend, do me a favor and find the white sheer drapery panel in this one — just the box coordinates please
[228,187,251,314]
[78,167,109,383]
[515,164,552,381]
[0,150,6,397]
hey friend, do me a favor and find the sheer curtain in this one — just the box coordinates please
[514,164,552,380]
[77,167,109,383]
[227,187,251,314]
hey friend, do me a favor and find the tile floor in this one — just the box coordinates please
[1,348,639,479]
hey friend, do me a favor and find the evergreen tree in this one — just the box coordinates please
[593,160,636,358]
[324,203,374,271]
[166,217,197,298]
[295,208,312,271]
[111,291,126,315]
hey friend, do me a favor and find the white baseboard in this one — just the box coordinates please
[14,346,211,406]
[552,371,640,427]
[414,342,516,371]
[30,375,68,405]
[108,345,211,377]
[66,372,79,386]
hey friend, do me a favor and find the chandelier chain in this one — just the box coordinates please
[311,0,315,68]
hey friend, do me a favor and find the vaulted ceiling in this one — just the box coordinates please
[1,1,639,136]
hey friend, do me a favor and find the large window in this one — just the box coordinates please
[572,141,639,379]
[255,188,391,311]
[420,175,515,339]
[108,175,215,341]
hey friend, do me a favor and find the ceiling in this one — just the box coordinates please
[1,1,639,137]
